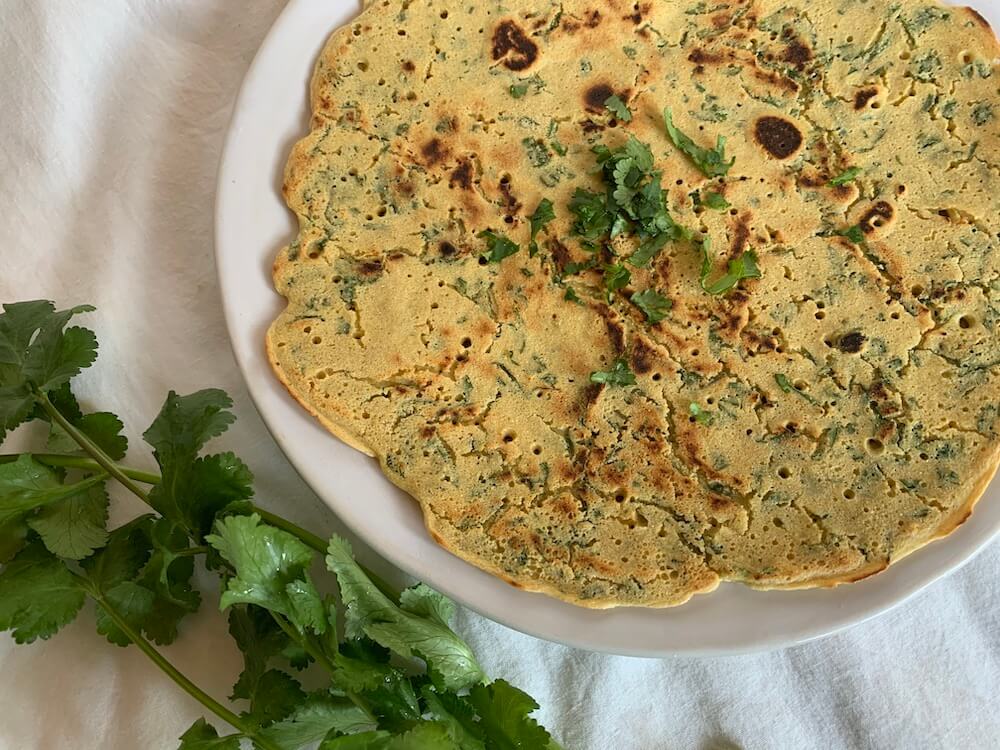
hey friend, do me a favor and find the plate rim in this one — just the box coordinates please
[214,0,1000,657]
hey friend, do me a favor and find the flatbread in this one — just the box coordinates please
[267,0,1000,607]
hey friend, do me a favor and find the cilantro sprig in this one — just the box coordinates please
[663,108,734,178]
[0,301,563,750]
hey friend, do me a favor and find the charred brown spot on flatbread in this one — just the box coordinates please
[753,116,803,159]
[491,20,539,71]
[421,138,449,166]
[781,33,812,69]
[584,83,615,113]
[449,160,473,190]
[630,337,657,374]
[838,331,866,354]
[854,87,878,110]
[859,201,894,234]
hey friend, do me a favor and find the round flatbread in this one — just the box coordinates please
[267,0,1000,607]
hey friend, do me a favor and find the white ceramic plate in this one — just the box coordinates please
[215,0,1000,656]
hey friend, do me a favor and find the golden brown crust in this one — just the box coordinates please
[266,0,1000,607]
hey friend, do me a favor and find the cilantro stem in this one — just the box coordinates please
[80,578,282,750]
[268,612,376,723]
[37,392,152,503]
[0,453,160,484]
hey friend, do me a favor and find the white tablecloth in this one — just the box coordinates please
[1,2,998,748]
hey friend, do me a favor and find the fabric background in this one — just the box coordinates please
[1,2,998,748]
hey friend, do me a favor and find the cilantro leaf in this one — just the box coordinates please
[28,481,110,560]
[698,238,761,295]
[663,108,734,177]
[828,166,861,186]
[627,234,669,268]
[590,359,636,387]
[630,289,672,323]
[563,287,583,304]
[0,454,105,526]
[47,411,128,460]
[326,536,485,692]
[0,517,29,564]
[467,679,556,750]
[144,389,236,467]
[508,84,528,99]
[422,687,486,750]
[82,515,155,590]
[208,514,328,636]
[528,199,555,256]
[228,605,297,701]
[244,669,307,730]
[384,723,459,749]
[399,583,455,626]
[319,732,393,749]
[320,724,458,750]
[701,191,730,210]
[689,402,714,425]
[604,94,632,123]
[5,302,98,396]
[602,264,631,301]
[260,697,375,749]
[80,516,197,646]
[0,541,86,643]
[177,718,242,750]
[137,518,202,643]
[478,231,520,263]
[95,580,156,647]
[144,390,253,539]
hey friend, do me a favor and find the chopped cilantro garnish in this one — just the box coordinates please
[630,289,672,322]
[478,230,519,263]
[775,373,819,405]
[603,264,631,302]
[689,402,714,425]
[509,84,529,99]
[562,258,596,276]
[698,237,761,295]
[837,225,865,244]
[590,359,636,387]
[528,199,556,256]
[828,167,861,186]
[564,286,583,304]
[550,140,567,156]
[604,94,633,123]
[663,108,734,177]
[701,191,730,210]
[627,235,669,268]
[569,188,614,242]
